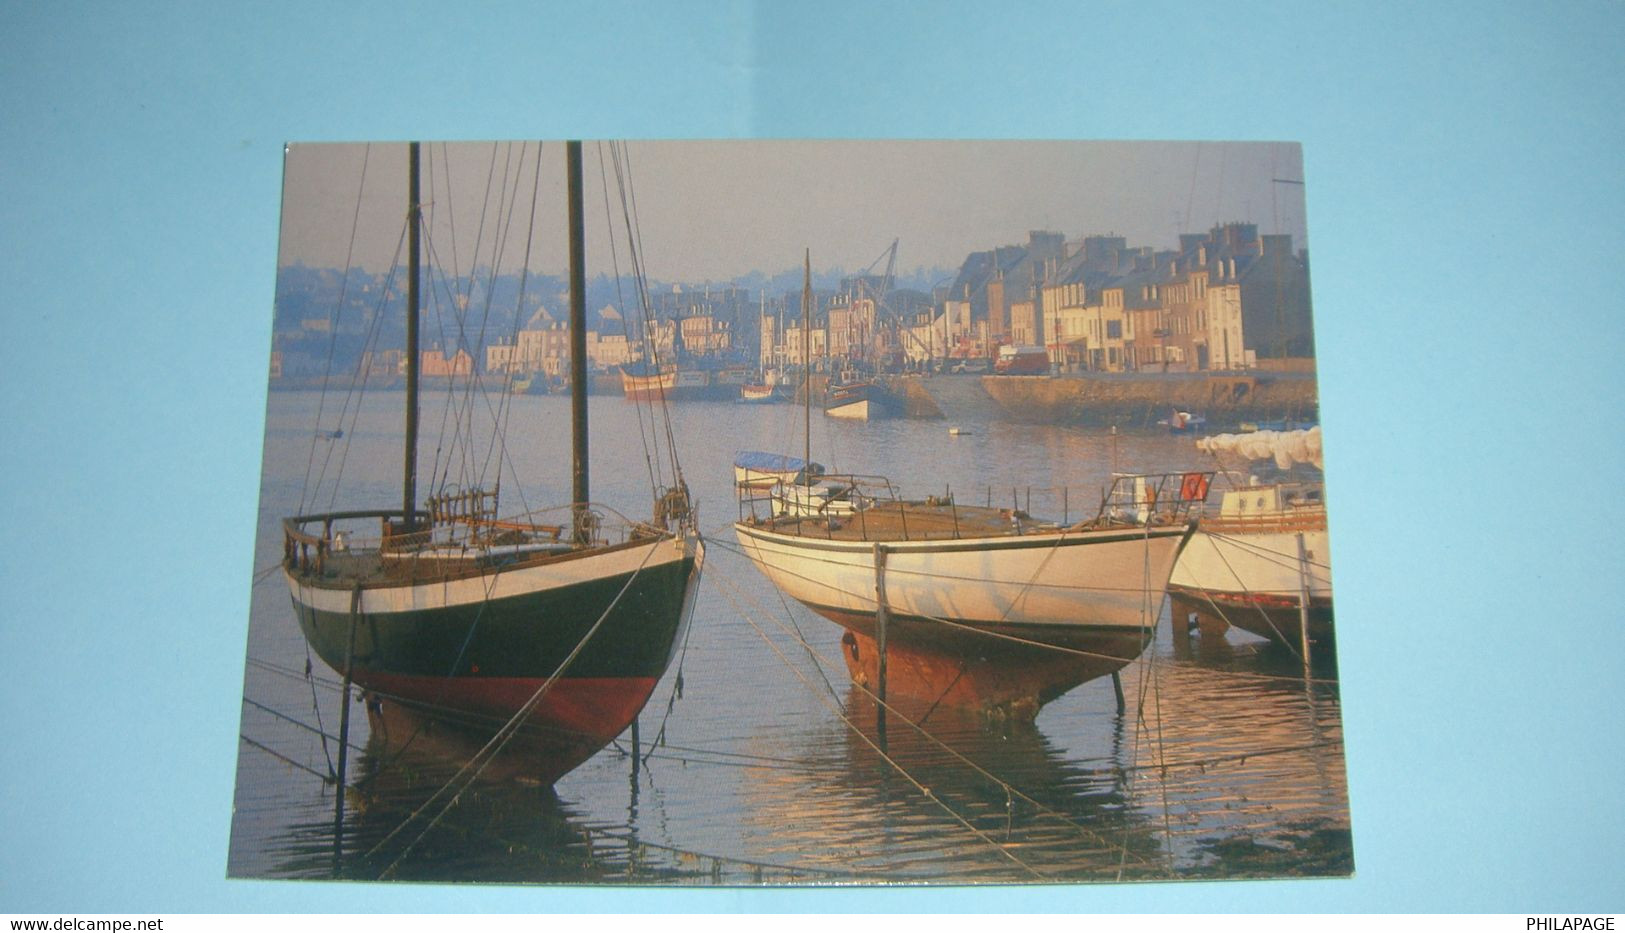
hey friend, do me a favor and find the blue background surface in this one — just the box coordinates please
[2,0,1621,913]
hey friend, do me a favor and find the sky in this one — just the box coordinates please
[277,139,1309,284]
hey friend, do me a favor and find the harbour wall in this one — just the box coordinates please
[885,372,1319,428]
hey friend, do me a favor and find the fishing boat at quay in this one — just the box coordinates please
[823,377,889,419]
[280,141,704,787]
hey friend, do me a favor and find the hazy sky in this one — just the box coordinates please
[277,140,1308,283]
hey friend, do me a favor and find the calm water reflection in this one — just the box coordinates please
[229,391,1351,883]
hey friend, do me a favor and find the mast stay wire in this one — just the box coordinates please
[595,141,665,501]
[298,142,373,516]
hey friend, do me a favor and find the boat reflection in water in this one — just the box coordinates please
[262,696,595,882]
[727,687,1165,882]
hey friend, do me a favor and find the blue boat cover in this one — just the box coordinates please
[734,451,821,473]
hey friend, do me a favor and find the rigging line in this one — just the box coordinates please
[613,140,677,485]
[241,696,367,755]
[438,141,462,302]
[1202,532,1308,664]
[639,533,706,766]
[1199,529,1334,574]
[239,734,335,784]
[477,141,528,500]
[612,142,684,487]
[710,581,1051,881]
[605,141,670,492]
[458,141,531,497]
[1146,539,1177,874]
[414,240,535,524]
[595,141,663,498]
[706,570,1161,868]
[251,651,1345,775]
[426,142,518,501]
[306,199,405,513]
[320,225,409,515]
[304,641,337,780]
[435,141,544,514]
[299,142,373,516]
[707,535,1148,666]
[579,830,862,881]
[371,538,668,877]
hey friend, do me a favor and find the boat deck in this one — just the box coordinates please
[744,501,1149,543]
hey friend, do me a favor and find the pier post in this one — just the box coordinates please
[1111,670,1125,714]
[332,585,360,874]
[873,544,889,740]
[1296,532,1313,671]
[631,717,641,780]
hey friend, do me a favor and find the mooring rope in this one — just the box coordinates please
[707,568,1162,870]
[707,574,1051,881]
[367,534,671,878]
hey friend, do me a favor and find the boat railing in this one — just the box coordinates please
[1094,471,1217,527]
[283,500,667,578]
[735,470,1218,539]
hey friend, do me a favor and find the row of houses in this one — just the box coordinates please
[758,223,1312,375]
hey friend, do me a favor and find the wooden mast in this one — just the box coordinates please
[802,249,811,475]
[402,141,421,530]
[567,141,590,543]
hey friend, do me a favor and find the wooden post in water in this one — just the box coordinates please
[873,543,889,741]
[332,585,361,873]
[1111,670,1125,714]
[1296,532,1314,671]
[630,717,640,776]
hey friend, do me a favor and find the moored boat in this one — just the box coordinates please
[1171,427,1332,647]
[281,141,703,786]
[733,450,820,489]
[733,470,1209,719]
[739,381,780,404]
[824,379,882,419]
[1169,479,1332,646]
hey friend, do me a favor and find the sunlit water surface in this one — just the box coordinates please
[228,389,1351,884]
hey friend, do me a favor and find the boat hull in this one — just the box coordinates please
[733,521,1187,715]
[285,535,702,780]
[825,397,870,420]
[1169,521,1333,645]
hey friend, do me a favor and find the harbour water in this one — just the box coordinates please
[228,389,1351,883]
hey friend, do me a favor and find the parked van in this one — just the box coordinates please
[994,345,1050,375]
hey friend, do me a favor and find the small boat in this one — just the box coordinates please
[510,373,535,394]
[739,382,780,404]
[1172,428,1331,647]
[1169,480,1332,646]
[825,378,885,420]
[282,141,703,787]
[1238,418,1316,433]
[1158,410,1207,434]
[621,364,710,401]
[733,450,820,489]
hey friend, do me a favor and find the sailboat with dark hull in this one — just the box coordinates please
[281,141,703,785]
